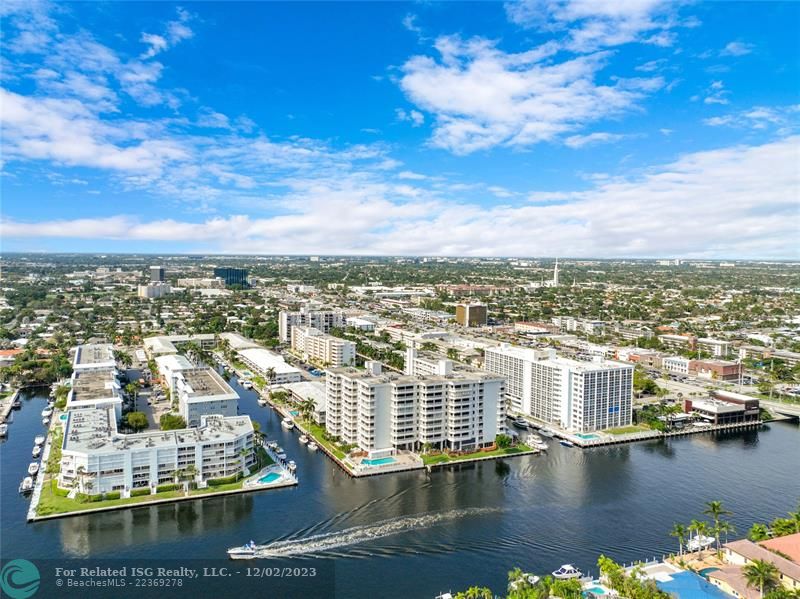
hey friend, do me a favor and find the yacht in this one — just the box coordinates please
[34,435,45,446]
[19,477,34,494]
[307,442,318,452]
[267,441,278,450]
[41,408,53,418]
[28,462,40,476]
[41,417,50,426]
[257,398,268,407]
[277,451,287,461]
[0,424,8,438]
[512,417,530,430]
[32,446,41,458]
[298,434,309,444]
[686,534,715,552]
[532,441,549,451]
[552,564,583,579]
[227,541,258,560]
[559,440,575,448]
[281,418,294,430]
[527,433,543,444]
[287,461,297,472]
[539,428,555,438]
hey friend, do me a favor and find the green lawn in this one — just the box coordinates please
[606,425,651,435]
[300,419,346,460]
[36,479,185,516]
[421,444,532,466]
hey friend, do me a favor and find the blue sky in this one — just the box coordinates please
[1,0,798,257]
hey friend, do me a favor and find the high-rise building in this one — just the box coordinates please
[484,344,633,432]
[278,309,346,342]
[325,362,505,458]
[455,302,488,327]
[213,267,249,288]
[150,265,165,282]
[291,326,355,367]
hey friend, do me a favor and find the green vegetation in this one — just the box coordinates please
[743,559,780,598]
[748,502,800,540]
[301,418,347,460]
[159,412,187,430]
[207,473,243,486]
[607,425,651,435]
[125,411,148,431]
[421,444,531,466]
[36,479,184,516]
[597,555,671,599]
[669,500,735,558]
[45,428,63,473]
[156,483,180,493]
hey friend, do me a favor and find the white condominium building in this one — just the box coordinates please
[663,356,692,375]
[137,282,172,299]
[73,343,117,372]
[325,362,505,458]
[291,326,356,367]
[59,407,255,496]
[484,344,633,433]
[172,367,239,427]
[68,368,123,420]
[237,347,303,384]
[278,309,345,342]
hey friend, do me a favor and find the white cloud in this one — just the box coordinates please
[504,0,686,52]
[703,105,800,133]
[5,137,797,259]
[635,59,666,72]
[402,13,422,35]
[564,131,624,148]
[399,35,661,153]
[720,41,754,57]
[395,108,425,127]
[140,7,194,59]
[703,80,730,105]
[397,170,428,180]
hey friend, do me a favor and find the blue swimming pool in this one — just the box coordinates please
[582,586,606,596]
[362,457,396,466]
[576,433,600,440]
[289,410,299,416]
[656,571,730,598]
[699,567,720,578]
[258,472,281,484]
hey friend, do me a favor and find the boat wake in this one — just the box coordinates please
[251,507,501,558]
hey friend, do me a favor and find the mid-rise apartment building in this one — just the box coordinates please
[663,356,692,375]
[290,326,355,367]
[325,362,505,458]
[59,407,255,496]
[278,309,346,342]
[137,282,172,299]
[484,344,633,433]
[172,367,239,427]
[455,303,488,327]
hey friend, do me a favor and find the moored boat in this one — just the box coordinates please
[41,408,53,418]
[552,564,583,579]
[512,417,530,430]
[257,398,268,406]
[307,442,318,451]
[32,446,41,458]
[686,534,715,552]
[559,440,575,448]
[41,417,50,426]
[287,460,297,472]
[539,428,555,438]
[19,477,34,494]
[34,435,45,446]
[281,417,294,430]
[0,424,8,438]
[299,434,309,444]
[28,462,40,476]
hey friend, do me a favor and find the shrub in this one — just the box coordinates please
[156,483,179,493]
[207,473,241,486]
[103,491,121,500]
[159,413,187,431]
[130,488,151,497]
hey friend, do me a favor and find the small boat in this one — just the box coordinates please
[0,424,8,438]
[267,441,278,450]
[242,381,254,390]
[552,564,583,579]
[533,441,549,451]
[287,461,297,472]
[299,435,309,444]
[19,477,34,494]
[686,534,715,552]
[528,434,543,444]
[11,399,21,410]
[509,573,540,591]
[307,442,318,451]
[28,462,40,476]
[539,429,555,438]
[512,417,530,430]
[41,417,50,426]
[32,446,41,458]
[258,398,268,406]
[41,408,53,418]
[559,440,575,448]
[227,540,258,560]
[34,435,45,446]
[277,451,287,460]
[281,418,294,430]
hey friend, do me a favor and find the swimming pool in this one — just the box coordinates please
[258,472,282,484]
[656,571,730,598]
[362,457,396,466]
[582,586,606,596]
[289,410,299,416]
[699,567,720,578]
[576,433,600,440]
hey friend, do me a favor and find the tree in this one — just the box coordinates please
[550,578,582,599]
[704,500,732,554]
[749,523,771,542]
[454,587,492,599]
[159,413,187,431]
[743,559,780,599]
[496,434,512,449]
[447,348,460,361]
[670,523,688,556]
[125,411,148,431]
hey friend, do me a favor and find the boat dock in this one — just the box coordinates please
[0,389,19,424]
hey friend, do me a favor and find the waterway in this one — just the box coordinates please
[1,384,798,598]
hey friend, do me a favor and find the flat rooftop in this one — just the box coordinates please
[180,368,237,398]
[70,369,120,402]
[74,344,115,367]
[238,347,301,375]
[63,407,253,454]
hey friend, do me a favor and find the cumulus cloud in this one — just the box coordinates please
[399,35,661,153]
[504,0,687,52]
[720,41,754,57]
[395,108,425,127]
[564,131,625,148]
[140,7,194,59]
[4,137,797,259]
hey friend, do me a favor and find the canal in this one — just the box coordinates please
[1,384,798,598]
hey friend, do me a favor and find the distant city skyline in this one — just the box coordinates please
[1,1,798,258]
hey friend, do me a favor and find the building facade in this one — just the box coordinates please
[290,326,355,367]
[278,309,346,342]
[150,266,165,282]
[213,267,249,288]
[455,303,488,327]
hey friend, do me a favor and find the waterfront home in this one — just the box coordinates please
[715,536,800,595]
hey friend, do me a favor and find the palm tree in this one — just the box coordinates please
[749,523,771,542]
[743,559,779,598]
[670,523,688,556]
[718,521,736,546]
[704,500,733,554]
[265,367,276,384]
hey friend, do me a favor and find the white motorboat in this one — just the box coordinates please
[307,442,318,451]
[287,461,297,472]
[512,417,530,430]
[277,451,287,460]
[41,417,50,426]
[533,441,549,451]
[242,381,254,389]
[539,428,555,438]
[19,477,34,494]
[527,433,543,444]
[693,421,713,428]
[34,435,45,446]
[552,564,583,579]
[32,446,41,458]
[281,418,294,430]
[686,534,715,552]
[559,440,575,448]
[41,408,53,418]
[227,541,258,560]
[299,434,309,444]
[267,441,278,450]
[0,424,8,438]
[28,462,40,476]
[258,398,268,406]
